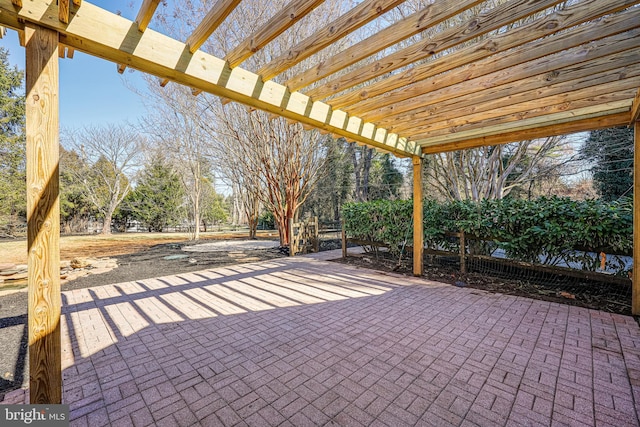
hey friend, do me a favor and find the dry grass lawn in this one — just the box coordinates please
[0,230,273,264]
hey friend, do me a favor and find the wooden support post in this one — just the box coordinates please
[25,24,61,404]
[459,230,466,274]
[341,222,347,258]
[313,216,319,253]
[289,218,294,257]
[633,120,640,315]
[412,156,424,276]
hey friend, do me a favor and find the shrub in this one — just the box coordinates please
[342,197,632,273]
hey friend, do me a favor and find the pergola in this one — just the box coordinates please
[0,0,639,405]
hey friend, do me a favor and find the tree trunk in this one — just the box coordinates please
[276,214,288,246]
[248,214,258,239]
[101,212,112,234]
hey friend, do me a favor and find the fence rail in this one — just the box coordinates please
[342,227,631,287]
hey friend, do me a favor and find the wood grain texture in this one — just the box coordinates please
[58,0,69,24]
[420,112,630,154]
[412,156,423,277]
[305,0,567,101]
[634,120,640,315]
[258,0,406,81]
[416,103,631,144]
[408,90,636,139]
[285,0,483,92]
[186,0,241,53]
[225,0,324,68]
[330,0,639,110]
[393,74,640,134]
[414,101,630,145]
[25,23,61,404]
[631,89,640,123]
[135,0,160,32]
[377,53,640,129]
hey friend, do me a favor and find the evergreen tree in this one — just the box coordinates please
[123,160,186,232]
[60,146,95,233]
[369,154,404,201]
[581,127,633,201]
[301,137,353,222]
[0,47,25,236]
[201,180,228,231]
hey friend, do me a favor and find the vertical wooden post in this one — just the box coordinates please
[313,216,319,253]
[289,218,294,257]
[412,156,424,276]
[341,222,347,258]
[459,230,466,274]
[25,24,61,404]
[633,121,640,315]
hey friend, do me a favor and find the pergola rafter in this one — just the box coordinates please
[284,0,485,92]
[303,0,571,101]
[186,0,242,53]
[256,0,407,81]
[421,112,633,154]
[1,0,640,405]
[224,0,325,68]
[135,0,161,32]
[341,5,640,115]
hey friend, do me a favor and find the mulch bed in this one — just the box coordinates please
[333,252,633,316]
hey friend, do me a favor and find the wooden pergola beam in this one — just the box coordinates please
[409,89,636,139]
[631,88,640,123]
[304,0,567,101]
[397,76,640,136]
[633,120,640,315]
[416,102,631,146]
[382,53,640,130]
[135,0,161,32]
[225,0,324,68]
[345,5,640,116]
[257,0,407,81]
[396,72,640,134]
[186,0,241,54]
[58,0,70,24]
[25,22,61,404]
[285,0,483,92]
[420,112,630,154]
[0,0,419,157]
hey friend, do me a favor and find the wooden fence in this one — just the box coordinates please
[289,217,319,256]
[341,227,631,286]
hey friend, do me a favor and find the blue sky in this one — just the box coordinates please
[0,1,150,130]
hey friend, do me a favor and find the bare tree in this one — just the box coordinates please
[203,102,325,245]
[425,136,576,201]
[146,0,347,245]
[140,82,212,240]
[64,124,142,234]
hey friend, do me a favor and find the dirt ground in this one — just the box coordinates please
[0,231,281,264]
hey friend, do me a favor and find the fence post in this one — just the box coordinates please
[313,216,319,253]
[342,222,347,258]
[459,230,466,274]
[289,218,295,257]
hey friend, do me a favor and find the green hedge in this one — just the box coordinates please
[342,197,632,273]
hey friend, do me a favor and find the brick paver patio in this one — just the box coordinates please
[3,251,640,426]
